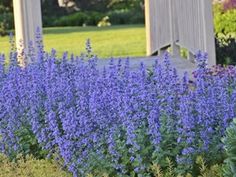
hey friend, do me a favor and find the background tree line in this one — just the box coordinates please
[0,0,144,35]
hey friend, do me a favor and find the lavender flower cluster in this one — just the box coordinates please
[0,49,235,176]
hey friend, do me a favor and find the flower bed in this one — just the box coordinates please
[0,48,236,176]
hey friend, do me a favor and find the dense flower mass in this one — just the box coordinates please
[0,46,236,176]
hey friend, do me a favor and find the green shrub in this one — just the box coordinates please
[0,154,71,177]
[213,4,236,65]
[0,12,13,36]
[3,154,218,177]
[42,16,57,27]
[195,156,223,177]
[53,11,104,27]
[87,156,223,177]
[215,35,236,65]
[222,118,236,177]
[13,126,48,160]
[0,22,7,36]
[108,9,144,25]
[214,4,236,36]
[52,10,144,27]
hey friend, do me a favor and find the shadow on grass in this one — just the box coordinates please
[43,24,144,35]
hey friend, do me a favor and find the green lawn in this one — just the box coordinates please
[0,25,146,58]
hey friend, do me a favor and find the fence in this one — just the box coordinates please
[145,0,216,66]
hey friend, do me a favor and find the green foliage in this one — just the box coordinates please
[148,156,223,177]
[14,126,48,160]
[107,0,143,11]
[0,22,7,37]
[222,118,236,177]
[213,4,236,65]
[214,4,236,36]
[0,0,13,35]
[153,115,180,170]
[42,0,67,17]
[75,0,110,12]
[41,0,144,27]
[87,156,223,177]
[215,35,236,65]
[108,9,144,25]
[0,119,48,161]
[0,154,71,177]
[84,123,223,177]
[0,0,144,30]
[53,11,104,26]
[51,9,144,27]
[84,125,154,176]
[196,156,223,177]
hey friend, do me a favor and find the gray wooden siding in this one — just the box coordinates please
[145,0,216,66]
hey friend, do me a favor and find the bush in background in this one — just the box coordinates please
[108,9,144,25]
[0,22,7,36]
[52,9,144,27]
[53,11,104,26]
[0,1,13,36]
[213,3,236,65]
[214,4,236,36]
[215,35,236,65]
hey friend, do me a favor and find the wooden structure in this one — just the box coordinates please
[13,0,216,66]
[13,0,42,65]
[145,0,216,66]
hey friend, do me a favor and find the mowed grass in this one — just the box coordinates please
[0,25,146,58]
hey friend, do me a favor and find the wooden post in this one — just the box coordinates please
[145,0,152,56]
[13,0,42,65]
[201,0,216,66]
[169,0,180,57]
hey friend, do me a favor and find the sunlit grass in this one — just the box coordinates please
[0,25,146,58]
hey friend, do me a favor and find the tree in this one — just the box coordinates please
[107,0,144,10]
[57,0,80,12]
[0,0,13,36]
